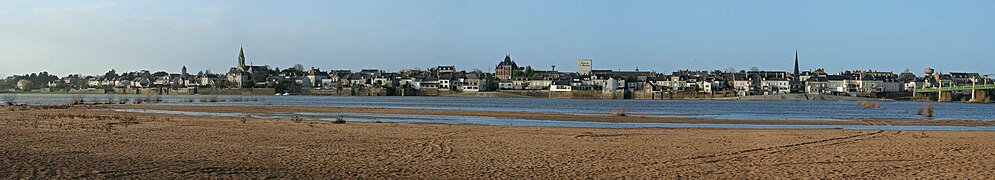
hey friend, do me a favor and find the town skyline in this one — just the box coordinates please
[2,1,994,76]
[2,46,991,101]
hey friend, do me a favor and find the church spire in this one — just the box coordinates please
[238,46,246,70]
[793,50,799,78]
[791,50,801,93]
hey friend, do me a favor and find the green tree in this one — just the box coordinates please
[274,80,301,93]
[523,66,534,77]
[121,72,135,80]
[103,69,118,80]
[153,71,169,77]
[138,71,152,79]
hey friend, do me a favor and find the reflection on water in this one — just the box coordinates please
[107,109,995,131]
[10,94,995,121]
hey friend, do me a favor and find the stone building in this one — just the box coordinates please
[495,54,521,80]
[226,47,270,88]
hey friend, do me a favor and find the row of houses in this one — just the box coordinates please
[60,64,982,98]
[246,55,987,97]
[67,67,224,89]
[279,67,497,93]
[17,49,990,98]
[483,55,988,97]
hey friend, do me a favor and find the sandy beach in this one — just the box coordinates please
[2,105,994,178]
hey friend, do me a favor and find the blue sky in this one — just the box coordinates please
[1,0,993,76]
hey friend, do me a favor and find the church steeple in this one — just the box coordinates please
[791,50,802,93]
[793,50,799,78]
[237,46,246,70]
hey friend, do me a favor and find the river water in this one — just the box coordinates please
[106,109,995,131]
[7,94,994,121]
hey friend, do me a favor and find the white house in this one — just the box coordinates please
[397,77,420,89]
[438,78,452,90]
[702,82,713,93]
[460,85,480,92]
[297,76,311,88]
[852,79,884,93]
[132,78,151,88]
[372,76,394,87]
[904,81,925,92]
[827,76,848,94]
[760,79,790,95]
[732,79,752,96]
[115,80,132,88]
[498,81,514,90]
[598,77,622,93]
[419,78,440,89]
[805,77,830,94]
[510,78,552,90]
[87,80,101,87]
[550,81,573,92]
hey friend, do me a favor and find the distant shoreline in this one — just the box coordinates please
[0,91,919,102]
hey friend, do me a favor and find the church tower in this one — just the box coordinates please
[793,50,800,80]
[791,50,802,93]
[237,46,246,71]
[181,66,188,79]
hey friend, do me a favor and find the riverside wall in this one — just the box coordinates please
[197,88,275,95]
[61,87,918,102]
[490,90,624,99]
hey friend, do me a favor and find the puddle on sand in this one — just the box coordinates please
[105,109,995,131]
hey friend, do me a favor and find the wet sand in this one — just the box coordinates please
[2,105,995,178]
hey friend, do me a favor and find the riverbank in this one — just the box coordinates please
[1,106,994,178]
[4,91,907,101]
[702,94,887,101]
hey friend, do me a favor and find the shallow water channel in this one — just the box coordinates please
[12,94,995,121]
[108,109,995,131]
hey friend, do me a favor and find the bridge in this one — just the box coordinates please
[914,83,994,102]
[914,84,995,93]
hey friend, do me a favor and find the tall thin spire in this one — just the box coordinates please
[793,50,799,77]
[237,46,246,70]
[792,50,801,93]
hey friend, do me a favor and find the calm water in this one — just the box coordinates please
[108,109,995,131]
[8,93,995,121]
